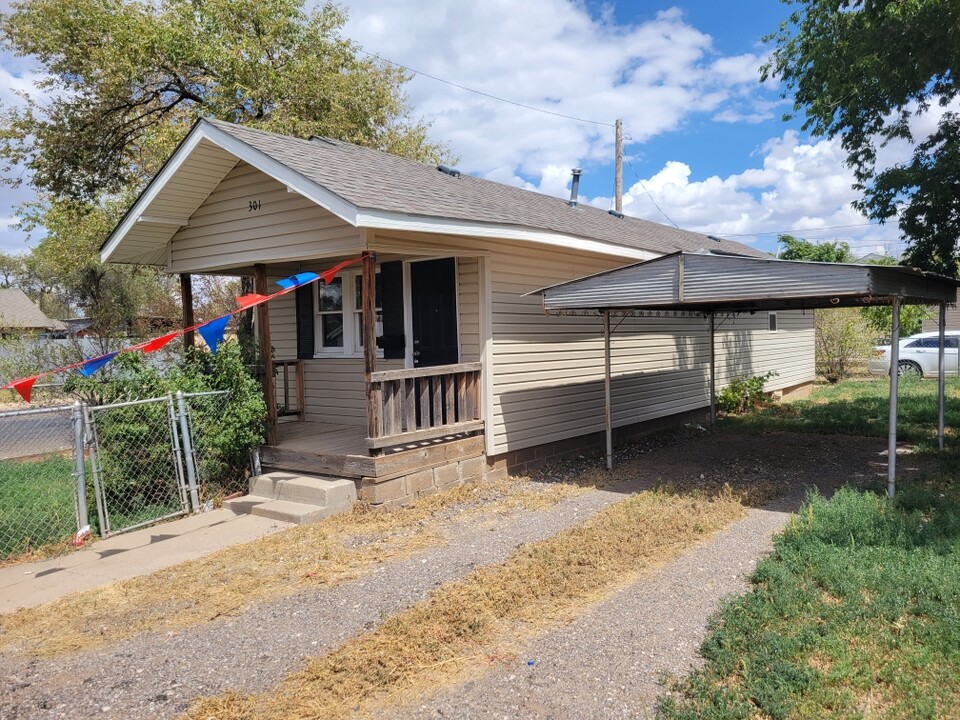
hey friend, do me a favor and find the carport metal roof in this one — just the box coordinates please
[538,251,957,314]
[534,252,960,498]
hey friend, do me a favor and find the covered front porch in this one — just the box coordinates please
[242,250,486,501]
[263,359,484,478]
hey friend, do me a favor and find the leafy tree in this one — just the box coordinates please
[0,0,446,200]
[764,0,960,276]
[777,234,851,262]
[0,0,449,334]
[816,308,872,383]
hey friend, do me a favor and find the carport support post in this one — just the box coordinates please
[938,302,946,452]
[888,296,901,499]
[603,309,613,470]
[709,311,716,428]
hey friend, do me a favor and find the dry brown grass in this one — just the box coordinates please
[184,487,746,720]
[0,476,584,657]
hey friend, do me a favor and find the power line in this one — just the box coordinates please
[716,222,885,237]
[358,48,615,128]
[626,160,679,229]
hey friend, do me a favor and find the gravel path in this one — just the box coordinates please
[0,432,886,720]
[0,487,628,720]
[385,495,800,720]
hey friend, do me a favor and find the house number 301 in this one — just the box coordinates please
[248,200,261,212]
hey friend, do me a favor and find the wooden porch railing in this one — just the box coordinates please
[366,362,483,449]
[275,360,305,420]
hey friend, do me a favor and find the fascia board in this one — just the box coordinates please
[356,209,658,261]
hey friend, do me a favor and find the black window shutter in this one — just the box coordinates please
[379,260,405,360]
[295,285,314,359]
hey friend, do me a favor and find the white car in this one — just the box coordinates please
[868,331,960,377]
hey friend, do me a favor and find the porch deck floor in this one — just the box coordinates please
[274,420,370,456]
[265,420,484,480]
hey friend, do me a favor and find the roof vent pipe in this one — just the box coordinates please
[568,168,582,207]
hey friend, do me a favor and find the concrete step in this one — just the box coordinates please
[247,498,342,525]
[249,471,356,507]
[224,471,357,525]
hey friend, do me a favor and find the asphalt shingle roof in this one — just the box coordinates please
[204,119,764,259]
[0,289,66,331]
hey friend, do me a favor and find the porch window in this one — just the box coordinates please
[315,270,382,356]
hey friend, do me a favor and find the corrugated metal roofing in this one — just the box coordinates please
[0,289,67,331]
[537,252,959,312]
[103,119,764,265]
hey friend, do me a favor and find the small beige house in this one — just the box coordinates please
[102,119,814,506]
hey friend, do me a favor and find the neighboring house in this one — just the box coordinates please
[0,289,66,336]
[101,119,815,506]
[923,305,960,334]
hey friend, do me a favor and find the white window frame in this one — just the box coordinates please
[768,311,778,333]
[314,269,382,358]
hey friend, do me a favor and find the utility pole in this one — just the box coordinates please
[615,118,623,213]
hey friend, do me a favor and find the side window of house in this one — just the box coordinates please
[315,271,382,356]
[768,311,778,332]
[316,277,344,351]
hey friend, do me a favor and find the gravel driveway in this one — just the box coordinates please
[0,431,887,720]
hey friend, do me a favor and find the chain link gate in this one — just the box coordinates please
[85,395,191,536]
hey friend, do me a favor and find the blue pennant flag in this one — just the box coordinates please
[197,315,230,354]
[79,352,119,377]
[276,271,319,290]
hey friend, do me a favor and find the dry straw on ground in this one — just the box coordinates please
[185,487,746,720]
[0,477,584,657]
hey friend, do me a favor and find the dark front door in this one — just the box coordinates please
[411,258,458,367]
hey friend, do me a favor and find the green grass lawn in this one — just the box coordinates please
[659,379,960,719]
[0,455,78,559]
[723,376,960,451]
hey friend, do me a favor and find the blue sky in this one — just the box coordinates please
[0,0,907,257]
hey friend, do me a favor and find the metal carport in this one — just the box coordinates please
[534,252,960,498]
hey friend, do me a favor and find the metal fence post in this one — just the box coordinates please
[71,400,89,530]
[176,391,201,512]
[84,404,108,536]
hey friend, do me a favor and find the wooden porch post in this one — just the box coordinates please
[179,273,195,353]
[363,252,382,452]
[254,264,278,445]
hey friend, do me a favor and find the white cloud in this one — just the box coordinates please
[341,0,777,177]
[589,130,905,257]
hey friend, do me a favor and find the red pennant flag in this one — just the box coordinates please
[10,376,39,403]
[235,293,271,309]
[320,257,362,285]
[141,331,180,353]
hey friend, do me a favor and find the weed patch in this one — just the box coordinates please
[184,487,746,720]
[658,486,960,720]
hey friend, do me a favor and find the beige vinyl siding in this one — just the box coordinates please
[457,257,481,362]
[715,311,815,392]
[168,162,362,274]
[268,282,298,359]
[301,358,403,426]
[486,242,816,455]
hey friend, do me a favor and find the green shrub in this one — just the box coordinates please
[717,371,778,414]
[65,341,266,503]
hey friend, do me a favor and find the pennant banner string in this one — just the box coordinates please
[1,254,367,397]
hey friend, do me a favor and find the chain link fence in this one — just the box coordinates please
[86,395,190,536]
[0,390,253,561]
[0,404,80,559]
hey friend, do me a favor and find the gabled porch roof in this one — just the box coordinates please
[101,119,762,267]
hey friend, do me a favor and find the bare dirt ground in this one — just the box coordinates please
[0,430,888,720]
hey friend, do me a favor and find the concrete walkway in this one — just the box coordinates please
[0,509,292,614]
